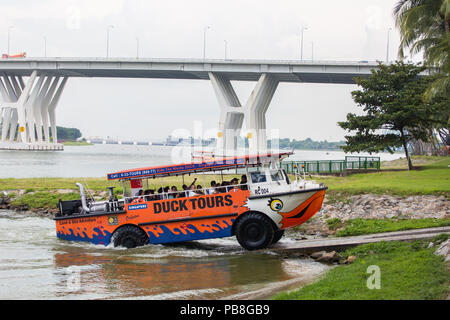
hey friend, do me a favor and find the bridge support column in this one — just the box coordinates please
[0,72,68,150]
[209,72,279,156]
[209,72,244,155]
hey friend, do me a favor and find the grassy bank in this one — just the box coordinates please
[62,141,93,146]
[274,239,449,300]
[9,191,81,210]
[327,218,450,237]
[312,157,450,196]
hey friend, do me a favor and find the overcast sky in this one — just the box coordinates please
[1,0,414,142]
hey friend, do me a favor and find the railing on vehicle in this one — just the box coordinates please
[281,156,380,174]
[124,183,248,204]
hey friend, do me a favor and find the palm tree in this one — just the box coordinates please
[394,0,449,100]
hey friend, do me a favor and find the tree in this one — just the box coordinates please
[50,126,82,141]
[394,0,450,100]
[338,61,448,170]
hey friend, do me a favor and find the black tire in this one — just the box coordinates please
[272,229,285,244]
[235,212,275,250]
[111,225,149,248]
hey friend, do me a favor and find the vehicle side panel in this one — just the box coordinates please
[55,189,250,246]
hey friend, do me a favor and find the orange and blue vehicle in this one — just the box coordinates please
[55,152,327,250]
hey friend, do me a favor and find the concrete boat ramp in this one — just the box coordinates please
[272,226,450,254]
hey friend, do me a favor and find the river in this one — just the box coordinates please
[0,144,403,178]
[0,210,329,300]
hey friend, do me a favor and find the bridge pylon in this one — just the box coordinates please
[0,71,68,150]
[209,72,279,156]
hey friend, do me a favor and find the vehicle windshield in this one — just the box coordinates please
[270,170,284,182]
[250,171,267,183]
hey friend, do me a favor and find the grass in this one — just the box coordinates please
[380,155,443,169]
[62,141,93,146]
[326,217,344,231]
[273,240,449,300]
[10,191,81,209]
[311,157,450,196]
[335,218,450,237]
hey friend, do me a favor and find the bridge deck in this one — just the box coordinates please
[0,58,383,84]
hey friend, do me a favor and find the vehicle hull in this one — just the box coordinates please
[55,187,326,246]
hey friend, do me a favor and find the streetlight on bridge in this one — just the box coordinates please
[203,26,211,60]
[106,25,114,58]
[136,37,139,60]
[224,40,228,60]
[300,25,308,61]
[43,36,47,57]
[7,26,14,56]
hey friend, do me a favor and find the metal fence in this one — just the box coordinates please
[281,156,380,174]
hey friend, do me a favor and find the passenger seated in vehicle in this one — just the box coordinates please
[169,186,178,198]
[218,182,228,193]
[162,186,170,200]
[157,187,164,200]
[146,189,157,201]
[240,175,248,190]
[163,186,170,199]
[230,178,239,190]
[207,181,216,195]
[132,189,144,203]
[212,183,221,194]
[195,185,204,195]
[135,189,143,197]
[222,181,232,192]
[188,178,197,189]
[143,189,151,201]
[180,184,188,197]
[185,184,197,197]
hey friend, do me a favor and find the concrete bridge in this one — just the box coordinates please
[0,57,388,152]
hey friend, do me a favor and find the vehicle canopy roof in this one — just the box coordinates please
[107,152,292,181]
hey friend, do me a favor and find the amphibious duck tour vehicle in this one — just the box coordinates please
[55,152,327,250]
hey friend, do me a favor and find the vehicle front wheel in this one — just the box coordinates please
[111,225,149,248]
[272,229,285,244]
[235,213,275,251]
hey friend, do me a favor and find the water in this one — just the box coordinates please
[0,210,329,300]
[0,144,403,178]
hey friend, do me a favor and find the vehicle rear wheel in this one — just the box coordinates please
[111,225,149,248]
[272,229,285,244]
[235,213,275,251]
